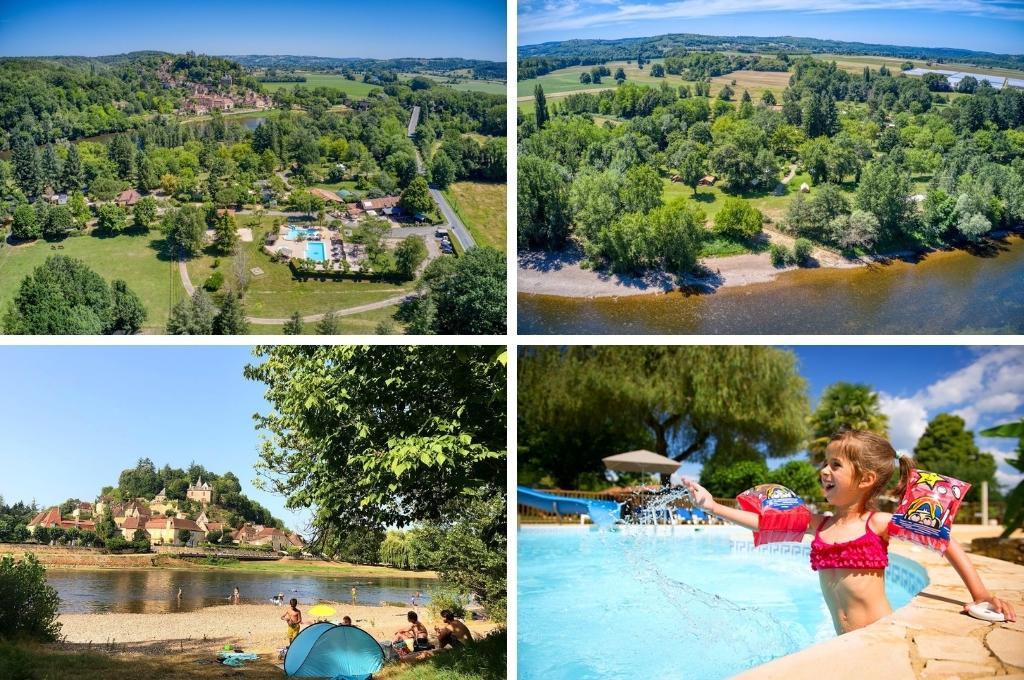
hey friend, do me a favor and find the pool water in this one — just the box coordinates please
[286,227,320,240]
[307,241,326,262]
[518,526,927,679]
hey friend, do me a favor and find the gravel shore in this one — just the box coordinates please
[59,603,498,656]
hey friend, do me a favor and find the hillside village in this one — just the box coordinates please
[25,477,303,550]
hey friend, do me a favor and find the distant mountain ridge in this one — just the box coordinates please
[518,33,1024,71]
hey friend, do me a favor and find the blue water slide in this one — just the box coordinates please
[517,486,622,527]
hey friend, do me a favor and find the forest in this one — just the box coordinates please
[518,33,1024,72]
[518,56,1024,275]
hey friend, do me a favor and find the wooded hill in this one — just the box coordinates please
[517,32,1024,75]
[228,55,506,81]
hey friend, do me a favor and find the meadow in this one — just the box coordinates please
[261,71,506,97]
[442,181,507,253]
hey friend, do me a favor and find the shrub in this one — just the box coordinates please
[793,238,813,265]
[0,554,62,641]
[426,584,469,620]
[699,460,769,498]
[714,198,763,240]
[769,242,794,266]
[203,271,224,292]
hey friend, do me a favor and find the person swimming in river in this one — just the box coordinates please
[683,429,1016,634]
[231,587,241,605]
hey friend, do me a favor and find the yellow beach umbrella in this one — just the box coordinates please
[309,604,336,617]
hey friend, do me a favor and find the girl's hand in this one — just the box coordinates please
[965,595,1017,622]
[682,479,713,509]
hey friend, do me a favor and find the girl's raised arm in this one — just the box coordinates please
[682,479,760,530]
[944,539,1017,622]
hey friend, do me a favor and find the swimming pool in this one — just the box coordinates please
[518,525,927,679]
[306,241,326,262]
[286,227,320,240]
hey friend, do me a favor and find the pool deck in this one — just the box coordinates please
[734,525,1024,680]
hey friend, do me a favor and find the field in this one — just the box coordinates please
[184,216,416,321]
[813,53,1024,80]
[0,229,186,334]
[442,181,507,253]
[517,59,790,110]
[249,305,403,335]
[260,71,506,97]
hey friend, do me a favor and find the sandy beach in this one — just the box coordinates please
[58,602,499,657]
[517,246,856,299]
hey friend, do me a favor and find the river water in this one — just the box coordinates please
[47,568,433,614]
[519,234,1024,334]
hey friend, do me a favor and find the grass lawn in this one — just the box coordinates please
[0,228,186,334]
[185,217,415,320]
[442,182,507,253]
[377,629,506,680]
[0,640,282,680]
[248,304,405,335]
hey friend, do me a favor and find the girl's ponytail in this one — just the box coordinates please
[894,454,914,500]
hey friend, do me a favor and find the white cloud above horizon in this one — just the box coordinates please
[878,347,1024,489]
[519,0,1024,36]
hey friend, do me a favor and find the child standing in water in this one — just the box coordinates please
[684,430,1015,634]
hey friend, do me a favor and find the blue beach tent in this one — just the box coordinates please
[284,622,385,679]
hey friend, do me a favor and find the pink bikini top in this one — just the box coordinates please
[810,512,889,571]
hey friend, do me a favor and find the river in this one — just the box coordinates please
[519,234,1024,334]
[46,568,433,614]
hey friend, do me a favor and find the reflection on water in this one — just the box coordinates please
[519,235,1024,334]
[47,568,433,614]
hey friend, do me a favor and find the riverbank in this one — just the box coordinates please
[518,231,1023,298]
[57,603,499,656]
[0,544,435,579]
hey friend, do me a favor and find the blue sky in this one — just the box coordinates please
[518,1,1024,55]
[669,346,1024,491]
[0,346,314,532]
[0,0,506,61]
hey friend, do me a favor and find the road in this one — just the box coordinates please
[407,106,475,252]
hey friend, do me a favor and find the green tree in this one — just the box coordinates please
[40,144,62,190]
[109,134,136,181]
[767,461,824,501]
[714,198,763,240]
[807,382,889,464]
[213,293,249,335]
[667,141,706,195]
[177,529,192,545]
[399,176,433,216]
[534,84,548,129]
[97,204,128,233]
[166,290,216,335]
[43,205,76,240]
[0,554,62,640]
[761,90,777,106]
[315,311,339,335]
[700,460,769,498]
[429,151,456,190]
[244,345,506,613]
[914,414,997,501]
[518,347,809,487]
[63,144,85,192]
[2,256,140,335]
[618,165,662,214]
[213,210,238,253]
[68,191,91,225]
[978,419,1024,537]
[614,67,626,81]
[394,235,427,280]
[650,64,665,77]
[283,311,304,335]
[718,85,734,101]
[33,526,51,545]
[412,247,505,334]
[133,195,158,229]
[579,72,591,85]
[11,203,40,241]
[11,133,41,198]
[856,161,914,238]
[517,155,570,250]
[118,458,162,499]
[135,151,158,192]
[162,206,206,258]
[110,279,147,334]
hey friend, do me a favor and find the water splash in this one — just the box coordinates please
[603,485,809,663]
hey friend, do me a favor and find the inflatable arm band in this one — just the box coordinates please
[736,484,811,546]
[888,469,970,554]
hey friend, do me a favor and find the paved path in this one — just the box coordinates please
[406,106,475,251]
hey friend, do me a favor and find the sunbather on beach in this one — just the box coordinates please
[435,610,473,648]
[393,611,432,651]
[281,598,302,644]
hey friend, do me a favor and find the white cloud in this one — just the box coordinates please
[878,394,930,453]
[519,0,1024,34]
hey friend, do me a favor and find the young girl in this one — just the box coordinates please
[683,429,1016,634]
